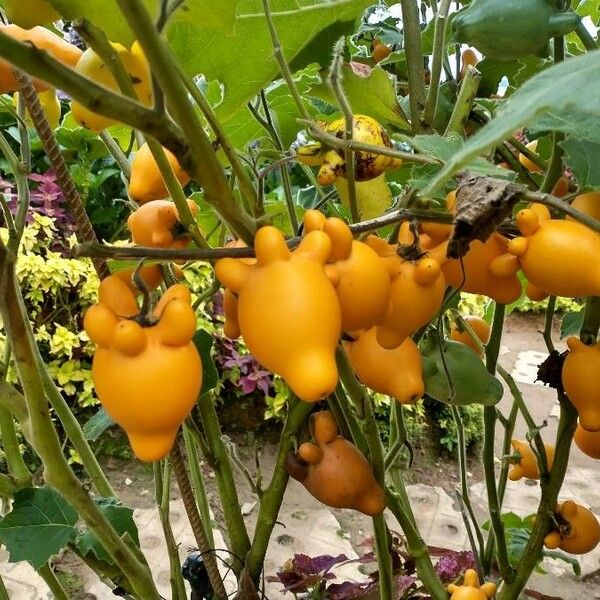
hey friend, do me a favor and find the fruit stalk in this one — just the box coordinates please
[444,64,481,136]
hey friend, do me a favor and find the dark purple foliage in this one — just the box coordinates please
[327,578,379,599]
[1,171,76,243]
[292,553,349,575]
[433,550,476,583]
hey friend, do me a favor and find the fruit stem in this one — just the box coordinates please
[422,0,452,127]
[399,0,427,132]
[444,65,481,136]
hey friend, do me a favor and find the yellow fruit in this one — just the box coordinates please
[567,191,600,223]
[518,140,543,174]
[508,439,554,480]
[450,315,490,356]
[13,89,61,129]
[71,42,153,131]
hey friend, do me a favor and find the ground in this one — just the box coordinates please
[2,313,600,599]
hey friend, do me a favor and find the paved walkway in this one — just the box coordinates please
[2,315,599,598]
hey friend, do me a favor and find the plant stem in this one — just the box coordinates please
[399,0,427,132]
[13,71,110,278]
[0,402,31,486]
[507,135,548,171]
[41,370,115,497]
[574,19,598,51]
[37,563,69,600]
[524,191,600,233]
[245,399,312,582]
[100,131,132,179]
[329,38,358,223]
[497,396,577,599]
[496,143,539,190]
[170,442,227,598]
[542,296,556,352]
[423,0,451,127]
[194,393,250,574]
[444,65,481,136]
[481,303,514,580]
[450,405,485,558]
[152,460,188,600]
[179,71,259,216]
[305,121,440,165]
[0,572,8,600]
[115,0,257,244]
[261,0,312,122]
[183,424,215,547]
[581,295,600,345]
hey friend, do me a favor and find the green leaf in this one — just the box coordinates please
[420,331,504,406]
[193,330,219,396]
[168,0,374,121]
[574,0,600,24]
[423,49,600,194]
[529,110,600,142]
[309,63,410,130]
[560,138,600,190]
[47,0,238,43]
[0,487,78,568]
[560,310,585,339]
[83,407,115,441]
[76,498,139,563]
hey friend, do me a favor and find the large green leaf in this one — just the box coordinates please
[0,487,78,568]
[560,138,600,189]
[423,49,600,194]
[168,0,374,120]
[45,0,238,42]
[529,110,600,142]
[309,63,410,130]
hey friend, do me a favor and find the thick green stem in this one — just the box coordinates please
[115,0,257,244]
[497,398,577,599]
[399,0,427,132]
[37,563,69,600]
[261,0,312,122]
[482,303,514,580]
[581,296,600,345]
[0,250,160,600]
[153,461,188,600]
[0,572,9,600]
[183,425,215,547]
[444,65,481,136]
[0,404,31,486]
[99,131,131,179]
[574,19,598,51]
[195,393,250,574]
[180,72,258,215]
[245,398,312,581]
[450,405,485,558]
[41,371,114,497]
[423,0,451,127]
[542,296,557,352]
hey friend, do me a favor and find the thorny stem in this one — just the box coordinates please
[153,461,187,600]
[305,121,440,165]
[329,39,359,223]
[261,0,312,122]
[399,0,427,132]
[423,0,452,127]
[115,0,257,243]
[482,303,514,581]
[171,442,227,599]
[444,65,481,136]
[13,71,110,278]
